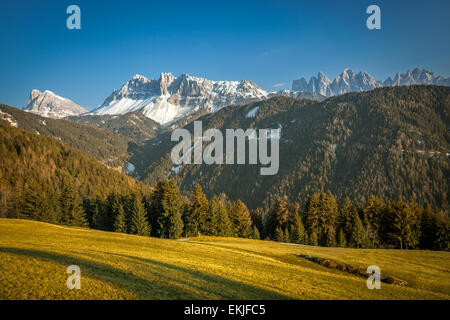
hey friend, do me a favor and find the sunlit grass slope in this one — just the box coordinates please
[0,219,449,300]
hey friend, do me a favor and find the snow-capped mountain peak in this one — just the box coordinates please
[91,72,270,125]
[24,89,87,119]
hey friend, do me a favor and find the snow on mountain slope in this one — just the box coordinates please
[91,73,270,125]
[24,89,87,119]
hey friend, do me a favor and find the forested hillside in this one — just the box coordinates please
[0,124,258,241]
[133,86,449,212]
[0,123,150,225]
[68,112,160,145]
[0,104,130,167]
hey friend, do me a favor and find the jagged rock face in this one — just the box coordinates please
[292,72,333,96]
[91,73,270,125]
[293,69,382,97]
[293,67,449,97]
[24,89,87,119]
[383,68,450,87]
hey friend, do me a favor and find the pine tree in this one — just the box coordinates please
[275,226,284,242]
[92,201,107,230]
[152,180,184,239]
[304,193,320,239]
[386,199,420,249]
[70,201,89,227]
[290,214,306,244]
[363,195,385,247]
[165,211,184,239]
[210,196,232,236]
[60,181,76,225]
[350,211,366,248]
[20,183,43,220]
[283,227,290,243]
[0,180,15,218]
[250,208,264,238]
[59,181,88,227]
[113,202,127,233]
[266,195,295,239]
[252,225,261,240]
[308,231,318,246]
[184,184,209,236]
[420,204,437,249]
[338,197,357,246]
[129,192,150,236]
[337,228,347,247]
[434,211,450,251]
[325,225,337,247]
[228,200,253,238]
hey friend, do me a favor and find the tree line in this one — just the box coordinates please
[6,176,448,251]
[6,179,259,240]
[263,193,449,251]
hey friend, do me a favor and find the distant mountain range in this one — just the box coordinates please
[22,68,450,123]
[293,67,450,97]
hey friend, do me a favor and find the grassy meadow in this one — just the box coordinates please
[0,219,449,300]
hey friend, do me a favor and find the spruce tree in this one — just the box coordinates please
[229,200,253,238]
[350,211,366,248]
[20,183,42,220]
[275,226,284,242]
[434,211,450,251]
[266,195,294,239]
[308,231,318,246]
[185,184,209,236]
[113,203,128,233]
[363,195,385,247]
[325,225,337,247]
[252,225,261,240]
[152,180,184,239]
[386,199,420,249]
[290,214,306,244]
[92,201,107,230]
[130,192,150,236]
[250,208,264,238]
[210,196,232,236]
[283,227,290,243]
[304,193,320,240]
[70,201,89,227]
[59,181,88,227]
[60,181,76,225]
[339,197,357,246]
[337,228,347,247]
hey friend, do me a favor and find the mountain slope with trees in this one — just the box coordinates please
[0,104,131,167]
[68,112,160,145]
[133,85,449,212]
[0,123,150,225]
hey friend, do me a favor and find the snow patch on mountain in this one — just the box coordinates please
[0,109,18,127]
[246,106,259,118]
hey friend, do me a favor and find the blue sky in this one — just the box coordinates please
[0,0,449,110]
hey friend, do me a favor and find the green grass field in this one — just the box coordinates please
[0,219,449,300]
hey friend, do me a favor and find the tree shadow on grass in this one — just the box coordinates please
[0,247,293,300]
[109,252,294,300]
